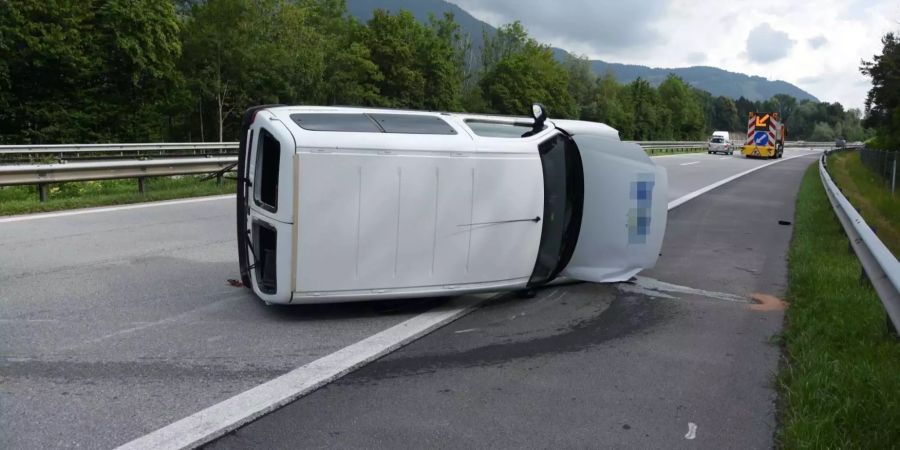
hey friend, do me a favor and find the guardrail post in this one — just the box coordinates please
[138,177,146,195]
[37,183,47,202]
[216,173,223,187]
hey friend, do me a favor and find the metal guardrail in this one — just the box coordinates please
[0,142,239,155]
[0,140,833,160]
[0,140,839,201]
[0,156,236,201]
[820,149,900,333]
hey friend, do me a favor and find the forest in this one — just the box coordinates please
[0,0,872,144]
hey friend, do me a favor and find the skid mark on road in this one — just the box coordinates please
[53,294,243,354]
[337,287,672,384]
[618,276,750,304]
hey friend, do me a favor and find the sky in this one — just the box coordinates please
[446,0,900,110]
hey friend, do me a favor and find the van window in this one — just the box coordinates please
[291,113,457,135]
[529,133,584,286]
[464,119,545,138]
[253,220,277,294]
[291,113,382,133]
[254,129,280,212]
[368,114,457,135]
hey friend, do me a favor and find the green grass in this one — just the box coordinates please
[778,164,900,449]
[0,176,235,216]
[644,147,706,156]
[828,150,900,256]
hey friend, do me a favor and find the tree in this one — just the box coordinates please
[562,55,597,119]
[809,122,836,141]
[323,18,384,106]
[627,78,665,140]
[711,96,740,132]
[478,29,576,118]
[180,0,256,142]
[0,0,182,143]
[658,75,705,140]
[582,72,632,137]
[861,32,900,148]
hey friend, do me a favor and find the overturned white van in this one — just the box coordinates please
[236,105,667,304]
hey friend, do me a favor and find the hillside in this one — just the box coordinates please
[346,0,819,102]
[590,61,818,102]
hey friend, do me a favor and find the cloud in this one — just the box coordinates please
[798,75,825,85]
[686,52,707,65]
[808,35,828,49]
[447,0,670,56]
[745,23,795,63]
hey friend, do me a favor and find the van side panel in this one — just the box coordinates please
[295,150,543,296]
[468,156,544,282]
[296,153,477,293]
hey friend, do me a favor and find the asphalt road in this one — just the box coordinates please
[207,153,818,450]
[0,149,820,449]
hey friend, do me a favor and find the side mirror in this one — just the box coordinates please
[532,103,547,132]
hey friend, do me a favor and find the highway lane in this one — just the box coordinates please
[207,152,819,450]
[0,148,819,449]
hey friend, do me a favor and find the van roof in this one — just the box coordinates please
[264,106,620,142]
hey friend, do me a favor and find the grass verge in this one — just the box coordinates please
[0,176,235,216]
[778,163,900,449]
[827,150,900,256]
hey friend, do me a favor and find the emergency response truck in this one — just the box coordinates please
[742,112,785,159]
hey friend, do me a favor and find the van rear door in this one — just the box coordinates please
[242,110,296,302]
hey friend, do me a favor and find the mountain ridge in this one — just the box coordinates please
[345,0,819,103]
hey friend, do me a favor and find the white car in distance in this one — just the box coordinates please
[708,131,733,155]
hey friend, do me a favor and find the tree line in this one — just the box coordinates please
[861,32,900,150]
[0,0,871,144]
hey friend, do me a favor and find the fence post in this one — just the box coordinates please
[892,154,897,196]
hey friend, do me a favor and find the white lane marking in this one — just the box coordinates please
[649,152,705,158]
[679,161,700,166]
[116,295,491,450]
[718,157,730,160]
[685,422,697,440]
[0,194,234,224]
[454,328,478,334]
[668,154,807,210]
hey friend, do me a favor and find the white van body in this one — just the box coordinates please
[236,106,667,304]
[712,131,730,141]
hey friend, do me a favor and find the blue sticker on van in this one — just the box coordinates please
[628,174,655,244]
